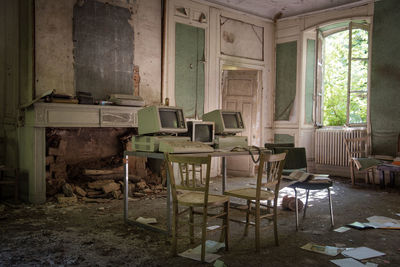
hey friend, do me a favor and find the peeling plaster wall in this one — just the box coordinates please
[35,0,161,104]
[35,0,75,95]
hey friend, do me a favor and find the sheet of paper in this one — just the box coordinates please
[301,243,342,256]
[365,263,378,267]
[334,226,351,233]
[135,217,157,224]
[342,247,385,260]
[178,249,221,263]
[330,258,366,267]
[367,216,400,229]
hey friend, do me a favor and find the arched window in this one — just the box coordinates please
[308,21,370,126]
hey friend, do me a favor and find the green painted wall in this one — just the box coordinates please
[275,41,297,121]
[370,0,400,156]
[175,23,205,119]
[305,39,315,124]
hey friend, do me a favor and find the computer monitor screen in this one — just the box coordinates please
[138,105,187,135]
[159,109,180,128]
[187,121,214,145]
[195,124,213,143]
[222,113,239,129]
[202,110,245,134]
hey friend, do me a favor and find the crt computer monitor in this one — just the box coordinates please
[138,105,187,135]
[187,121,215,145]
[202,109,245,134]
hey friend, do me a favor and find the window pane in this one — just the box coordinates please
[351,28,368,59]
[323,31,348,126]
[349,92,367,124]
[351,59,368,93]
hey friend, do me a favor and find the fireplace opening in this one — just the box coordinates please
[45,128,166,203]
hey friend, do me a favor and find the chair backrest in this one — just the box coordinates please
[273,147,307,171]
[165,153,212,204]
[344,137,368,160]
[257,152,286,200]
[265,143,295,150]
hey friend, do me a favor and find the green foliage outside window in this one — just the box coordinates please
[322,28,368,126]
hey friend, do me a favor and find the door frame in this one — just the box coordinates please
[218,59,265,176]
[219,59,265,148]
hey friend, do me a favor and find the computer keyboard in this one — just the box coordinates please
[159,140,214,153]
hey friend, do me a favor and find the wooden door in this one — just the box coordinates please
[222,70,260,176]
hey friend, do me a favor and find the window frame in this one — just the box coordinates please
[314,21,370,127]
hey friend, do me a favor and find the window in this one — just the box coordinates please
[314,21,369,126]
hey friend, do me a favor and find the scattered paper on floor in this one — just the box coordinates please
[330,258,366,267]
[301,243,343,256]
[135,217,157,224]
[334,226,351,233]
[178,240,225,263]
[366,216,400,229]
[214,259,227,267]
[342,247,385,260]
[178,249,221,263]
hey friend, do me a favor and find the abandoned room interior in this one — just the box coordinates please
[1,0,400,266]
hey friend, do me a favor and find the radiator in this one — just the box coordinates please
[315,128,367,166]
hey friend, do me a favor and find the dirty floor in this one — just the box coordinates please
[1,177,400,266]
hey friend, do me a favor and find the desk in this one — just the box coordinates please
[377,163,400,189]
[123,149,267,235]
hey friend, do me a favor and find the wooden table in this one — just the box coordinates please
[377,163,400,189]
[123,149,268,235]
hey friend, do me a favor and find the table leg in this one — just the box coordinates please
[222,156,226,193]
[124,154,129,223]
[390,171,395,187]
[379,169,385,189]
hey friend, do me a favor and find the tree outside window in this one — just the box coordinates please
[318,22,369,126]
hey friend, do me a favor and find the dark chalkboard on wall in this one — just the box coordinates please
[73,0,134,101]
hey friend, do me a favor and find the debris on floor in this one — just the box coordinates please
[301,242,343,256]
[136,217,158,224]
[214,259,227,267]
[178,240,225,263]
[342,247,385,260]
[334,226,351,233]
[330,258,377,267]
[282,195,303,211]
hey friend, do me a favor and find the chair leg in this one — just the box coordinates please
[224,201,230,251]
[294,188,299,231]
[328,188,334,228]
[201,206,208,263]
[303,189,309,219]
[244,200,251,237]
[350,161,355,185]
[189,206,194,244]
[171,203,178,256]
[273,197,279,246]
[255,200,260,252]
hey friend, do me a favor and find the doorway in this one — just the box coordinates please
[221,67,262,176]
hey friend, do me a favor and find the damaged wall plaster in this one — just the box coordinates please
[35,0,161,104]
[220,16,264,60]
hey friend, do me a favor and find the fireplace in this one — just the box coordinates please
[20,102,141,203]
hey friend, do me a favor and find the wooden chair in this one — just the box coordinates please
[224,152,286,252]
[165,153,229,263]
[344,137,381,185]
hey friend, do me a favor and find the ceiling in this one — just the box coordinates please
[204,0,367,20]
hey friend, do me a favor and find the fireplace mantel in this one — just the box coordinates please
[26,102,140,128]
[20,103,141,203]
